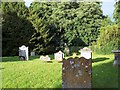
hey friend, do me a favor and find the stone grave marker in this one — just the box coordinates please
[62,57,92,88]
[54,51,64,61]
[40,55,51,61]
[19,45,29,60]
[112,49,120,66]
[64,47,70,55]
[80,47,92,59]
[31,51,35,56]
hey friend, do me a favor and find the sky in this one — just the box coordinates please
[24,0,116,20]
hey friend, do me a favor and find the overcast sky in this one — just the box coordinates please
[24,0,116,20]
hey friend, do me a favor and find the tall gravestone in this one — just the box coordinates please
[54,51,64,61]
[19,45,29,60]
[62,48,92,88]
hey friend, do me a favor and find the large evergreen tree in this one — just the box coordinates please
[2,1,34,56]
[29,1,105,54]
[29,2,64,54]
[49,2,105,46]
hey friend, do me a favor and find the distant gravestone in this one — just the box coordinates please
[64,47,70,55]
[54,51,64,61]
[80,47,92,59]
[19,45,28,60]
[40,55,51,61]
[62,57,92,88]
[112,50,120,66]
[31,52,35,56]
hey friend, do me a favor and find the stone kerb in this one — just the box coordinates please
[19,45,29,60]
[62,57,92,88]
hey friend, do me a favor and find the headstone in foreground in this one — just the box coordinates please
[54,51,64,61]
[80,47,92,59]
[19,45,29,60]
[62,57,92,88]
[112,50,120,66]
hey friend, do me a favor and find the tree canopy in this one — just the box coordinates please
[28,1,105,54]
[2,1,106,55]
[2,2,35,56]
[113,0,120,23]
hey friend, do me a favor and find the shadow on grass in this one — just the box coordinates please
[55,83,62,89]
[2,56,39,62]
[92,57,109,62]
[0,67,4,70]
[92,60,119,88]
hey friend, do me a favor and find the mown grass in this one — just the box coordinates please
[92,53,119,88]
[1,53,119,88]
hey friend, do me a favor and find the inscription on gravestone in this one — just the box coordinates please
[62,57,92,88]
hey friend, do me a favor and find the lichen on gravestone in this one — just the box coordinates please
[62,57,92,88]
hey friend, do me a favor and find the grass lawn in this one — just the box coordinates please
[1,53,119,88]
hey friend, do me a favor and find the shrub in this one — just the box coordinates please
[91,24,120,54]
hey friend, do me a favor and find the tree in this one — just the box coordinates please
[29,2,62,54]
[92,24,120,54]
[113,0,120,23]
[51,2,105,46]
[101,15,114,27]
[2,1,34,56]
[0,2,2,56]
[29,1,105,54]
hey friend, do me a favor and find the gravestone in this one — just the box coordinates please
[112,50,120,66]
[40,55,51,61]
[64,43,70,55]
[62,57,92,88]
[54,51,64,61]
[64,47,70,56]
[80,47,92,59]
[19,45,28,60]
[31,52,35,56]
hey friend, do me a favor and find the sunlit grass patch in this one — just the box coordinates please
[1,53,119,88]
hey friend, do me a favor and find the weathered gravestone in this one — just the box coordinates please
[54,51,64,61]
[62,57,92,88]
[40,55,51,61]
[19,45,29,60]
[80,47,92,59]
[112,50,120,66]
